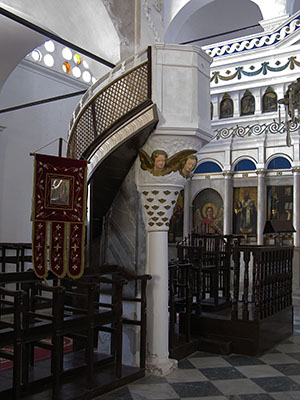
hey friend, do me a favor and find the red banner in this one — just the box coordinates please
[32,154,87,279]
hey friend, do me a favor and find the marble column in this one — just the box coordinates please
[257,169,266,245]
[138,182,185,375]
[183,180,191,238]
[223,171,233,235]
[146,229,176,374]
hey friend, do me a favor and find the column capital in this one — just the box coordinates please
[138,184,184,232]
[256,169,266,176]
[222,170,233,177]
[292,167,300,173]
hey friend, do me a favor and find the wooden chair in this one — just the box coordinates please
[21,282,65,399]
[61,276,127,388]
[101,267,152,369]
[168,260,194,350]
[25,275,127,390]
[77,265,152,370]
[0,287,27,400]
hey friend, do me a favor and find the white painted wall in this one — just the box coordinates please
[0,61,88,242]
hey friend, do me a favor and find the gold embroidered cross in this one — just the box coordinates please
[72,243,79,251]
[54,243,61,252]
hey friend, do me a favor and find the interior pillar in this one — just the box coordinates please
[223,171,233,235]
[257,169,266,245]
[146,229,177,374]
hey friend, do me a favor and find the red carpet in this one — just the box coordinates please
[0,337,73,370]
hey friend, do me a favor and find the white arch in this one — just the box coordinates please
[165,0,286,45]
[266,154,293,168]
[165,0,215,43]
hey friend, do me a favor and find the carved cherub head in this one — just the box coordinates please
[151,150,168,175]
[139,148,197,178]
[180,155,197,178]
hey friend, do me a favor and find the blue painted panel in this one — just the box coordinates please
[195,161,222,173]
[234,159,256,171]
[267,157,291,170]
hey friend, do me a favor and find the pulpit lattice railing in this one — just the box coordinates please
[67,48,152,159]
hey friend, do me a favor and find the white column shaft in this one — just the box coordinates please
[146,230,177,374]
[183,182,191,238]
[257,173,266,245]
[223,174,233,235]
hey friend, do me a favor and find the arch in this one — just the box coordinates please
[193,188,223,233]
[234,159,256,171]
[267,156,292,170]
[164,0,263,46]
[262,87,277,113]
[220,93,233,119]
[195,161,222,173]
[241,90,255,116]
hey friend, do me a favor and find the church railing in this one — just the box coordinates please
[67,47,152,159]
[231,245,293,322]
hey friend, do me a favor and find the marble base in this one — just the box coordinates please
[146,358,178,376]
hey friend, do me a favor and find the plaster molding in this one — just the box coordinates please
[103,0,130,46]
[222,171,233,177]
[143,0,162,42]
[141,135,202,156]
[87,105,156,179]
[256,169,266,176]
[259,14,290,32]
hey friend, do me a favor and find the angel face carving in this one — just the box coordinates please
[180,155,198,178]
[139,149,197,178]
[151,150,167,175]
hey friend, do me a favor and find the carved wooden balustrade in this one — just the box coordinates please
[170,236,294,357]
[176,233,232,311]
[231,245,293,321]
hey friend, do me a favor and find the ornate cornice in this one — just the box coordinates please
[204,13,300,58]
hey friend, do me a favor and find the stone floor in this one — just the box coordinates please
[97,308,300,400]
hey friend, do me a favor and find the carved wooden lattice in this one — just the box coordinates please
[68,61,150,159]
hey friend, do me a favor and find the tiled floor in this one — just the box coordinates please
[97,309,300,400]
